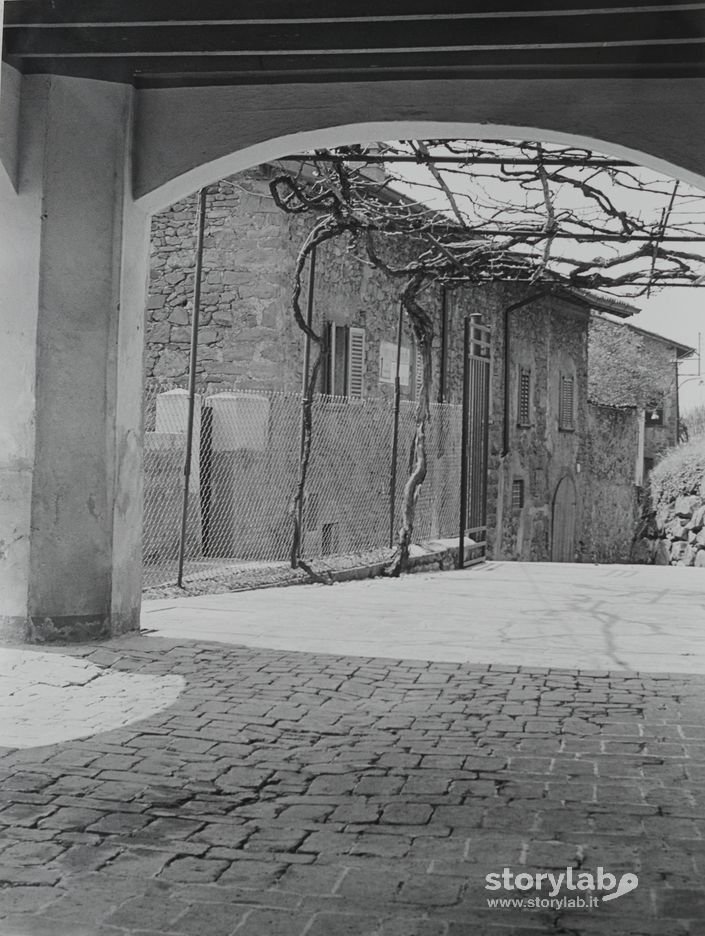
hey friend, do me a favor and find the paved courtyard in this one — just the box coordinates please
[143,562,705,673]
[1,563,705,935]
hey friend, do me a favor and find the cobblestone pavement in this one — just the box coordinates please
[1,636,705,935]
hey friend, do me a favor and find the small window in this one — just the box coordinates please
[517,367,531,427]
[643,457,655,478]
[512,479,525,510]
[470,322,491,359]
[321,522,339,555]
[559,375,575,431]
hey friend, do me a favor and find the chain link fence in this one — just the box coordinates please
[143,381,463,588]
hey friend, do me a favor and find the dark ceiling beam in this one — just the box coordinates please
[10,59,705,88]
[6,0,705,27]
[5,13,705,58]
[9,42,705,86]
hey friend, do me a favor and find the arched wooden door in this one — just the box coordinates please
[551,476,577,563]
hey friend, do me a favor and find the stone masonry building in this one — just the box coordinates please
[144,165,683,566]
[588,314,693,480]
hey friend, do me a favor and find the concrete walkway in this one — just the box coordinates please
[143,562,705,674]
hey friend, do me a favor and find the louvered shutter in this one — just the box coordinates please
[518,368,531,426]
[559,375,575,430]
[348,327,365,399]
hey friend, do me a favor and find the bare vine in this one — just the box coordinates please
[269,140,705,571]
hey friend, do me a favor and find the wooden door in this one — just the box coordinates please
[551,476,577,562]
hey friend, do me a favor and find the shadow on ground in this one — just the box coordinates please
[0,636,703,935]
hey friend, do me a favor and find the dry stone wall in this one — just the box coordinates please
[632,437,705,566]
[634,495,705,566]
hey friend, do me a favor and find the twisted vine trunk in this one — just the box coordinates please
[290,348,323,567]
[387,333,433,575]
[386,274,435,576]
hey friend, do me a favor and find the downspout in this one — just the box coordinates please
[502,290,549,457]
[674,352,681,445]
[497,289,550,558]
[177,186,208,589]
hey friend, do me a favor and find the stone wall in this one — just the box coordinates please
[632,437,705,566]
[635,495,705,566]
[589,314,681,464]
[443,288,590,562]
[581,402,640,563]
[147,167,433,400]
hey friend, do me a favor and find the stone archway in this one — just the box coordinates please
[4,66,705,640]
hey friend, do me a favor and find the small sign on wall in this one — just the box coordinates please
[645,406,664,427]
[379,340,410,385]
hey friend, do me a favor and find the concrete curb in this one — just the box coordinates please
[326,541,485,584]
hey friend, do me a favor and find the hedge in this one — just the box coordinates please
[649,436,705,510]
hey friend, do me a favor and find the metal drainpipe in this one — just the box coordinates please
[177,186,208,589]
[389,301,404,548]
[501,290,550,458]
[675,353,681,444]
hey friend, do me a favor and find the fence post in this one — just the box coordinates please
[177,186,208,588]
[389,302,404,548]
[458,317,471,570]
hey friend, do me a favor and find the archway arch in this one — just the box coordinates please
[122,110,705,635]
[138,119,705,216]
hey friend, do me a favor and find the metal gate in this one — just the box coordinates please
[460,319,491,566]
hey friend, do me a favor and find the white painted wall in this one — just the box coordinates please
[0,77,47,639]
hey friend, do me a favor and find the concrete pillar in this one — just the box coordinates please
[0,73,149,642]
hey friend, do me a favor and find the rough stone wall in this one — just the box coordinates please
[147,170,302,390]
[632,437,705,566]
[589,314,680,463]
[500,293,588,562]
[441,288,589,562]
[635,495,705,567]
[146,167,433,399]
[581,403,640,563]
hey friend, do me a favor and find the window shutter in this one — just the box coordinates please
[348,327,365,399]
[414,344,424,400]
[320,322,332,394]
[559,375,575,429]
[511,479,525,510]
[518,367,531,426]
